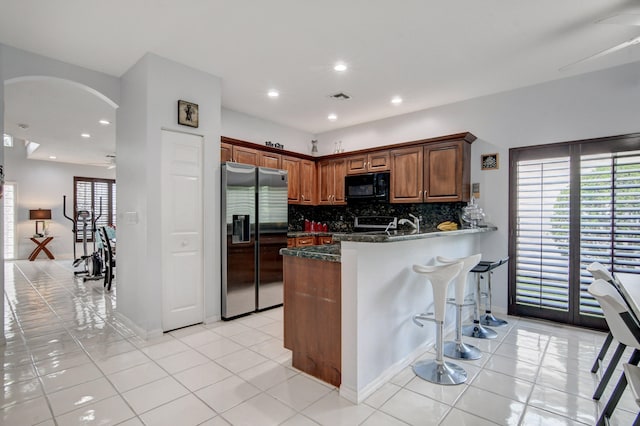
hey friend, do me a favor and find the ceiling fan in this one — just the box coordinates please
[560,12,640,71]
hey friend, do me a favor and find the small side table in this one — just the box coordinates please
[28,236,55,261]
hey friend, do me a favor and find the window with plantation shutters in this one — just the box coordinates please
[579,150,640,317]
[509,134,640,329]
[74,177,116,242]
[514,156,571,313]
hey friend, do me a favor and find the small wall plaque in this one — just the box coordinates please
[178,100,199,128]
[481,153,499,170]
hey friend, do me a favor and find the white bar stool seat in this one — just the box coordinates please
[412,261,466,385]
[436,254,483,360]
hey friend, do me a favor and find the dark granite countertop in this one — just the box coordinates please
[281,226,497,262]
[332,225,497,243]
[280,243,341,262]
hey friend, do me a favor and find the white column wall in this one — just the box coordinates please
[340,233,483,403]
[0,46,5,344]
[116,53,221,337]
[319,61,640,313]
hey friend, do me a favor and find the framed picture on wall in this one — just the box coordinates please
[178,100,199,128]
[481,153,499,170]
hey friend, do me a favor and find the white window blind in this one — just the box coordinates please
[580,151,640,317]
[4,183,16,260]
[515,156,571,311]
[74,177,116,241]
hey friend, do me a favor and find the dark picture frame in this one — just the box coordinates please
[481,153,499,170]
[178,100,199,128]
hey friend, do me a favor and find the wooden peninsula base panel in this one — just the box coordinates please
[283,256,341,387]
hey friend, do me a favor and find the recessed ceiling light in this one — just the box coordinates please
[267,90,279,98]
[49,155,57,160]
[99,119,111,125]
[328,114,338,121]
[81,133,91,138]
[333,63,347,72]
[391,96,403,105]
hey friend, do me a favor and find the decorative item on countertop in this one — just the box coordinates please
[323,223,328,232]
[437,221,459,231]
[311,139,318,155]
[460,196,486,228]
[305,219,311,232]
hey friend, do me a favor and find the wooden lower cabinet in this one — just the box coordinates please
[295,236,314,247]
[283,256,341,386]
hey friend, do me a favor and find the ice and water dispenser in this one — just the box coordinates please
[232,214,250,244]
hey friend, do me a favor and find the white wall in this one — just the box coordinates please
[0,46,5,344]
[222,108,313,155]
[117,53,221,336]
[5,143,115,260]
[317,60,640,312]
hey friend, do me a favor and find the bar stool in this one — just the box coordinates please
[587,262,616,375]
[436,254,483,360]
[462,263,498,340]
[474,258,509,327]
[412,261,466,385]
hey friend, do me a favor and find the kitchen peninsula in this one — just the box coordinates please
[281,226,497,403]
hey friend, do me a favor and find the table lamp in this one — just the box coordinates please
[29,209,51,237]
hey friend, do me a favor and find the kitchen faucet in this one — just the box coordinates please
[398,214,420,232]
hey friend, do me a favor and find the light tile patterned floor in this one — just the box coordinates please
[2,260,638,425]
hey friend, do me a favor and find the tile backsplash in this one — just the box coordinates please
[288,202,466,232]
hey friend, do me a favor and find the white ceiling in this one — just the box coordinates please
[2,0,640,165]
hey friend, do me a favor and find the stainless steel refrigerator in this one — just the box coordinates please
[221,162,288,319]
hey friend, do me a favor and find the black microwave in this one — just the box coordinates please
[345,172,390,203]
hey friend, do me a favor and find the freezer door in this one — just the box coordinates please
[257,167,288,310]
[222,163,256,319]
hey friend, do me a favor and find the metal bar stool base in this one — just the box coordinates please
[480,312,508,327]
[462,321,498,339]
[413,360,467,385]
[444,341,482,360]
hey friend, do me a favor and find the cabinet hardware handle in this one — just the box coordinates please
[363,161,366,169]
[301,194,305,201]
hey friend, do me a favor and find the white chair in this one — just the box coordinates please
[623,363,640,425]
[436,254,483,360]
[587,262,616,375]
[597,361,640,425]
[412,261,466,385]
[588,279,640,402]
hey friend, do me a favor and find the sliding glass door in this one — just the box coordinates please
[509,134,640,328]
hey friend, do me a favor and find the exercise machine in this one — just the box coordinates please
[63,195,104,281]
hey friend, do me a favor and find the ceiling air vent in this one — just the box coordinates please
[329,92,351,100]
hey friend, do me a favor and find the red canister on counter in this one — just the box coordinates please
[304,219,310,232]
[323,223,328,232]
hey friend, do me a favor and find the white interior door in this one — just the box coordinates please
[161,129,204,331]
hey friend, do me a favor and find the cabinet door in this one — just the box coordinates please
[345,154,368,175]
[259,152,282,169]
[390,146,423,203]
[317,160,333,205]
[221,142,233,163]
[367,150,390,172]
[282,156,301,203]
[299,160,315,205]
[233,146,259,166]
[332,159,347,204]
[424,141,467,202]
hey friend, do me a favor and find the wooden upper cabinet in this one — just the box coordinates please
[221,142,233,163]
[424,140,470,202]
[282,156,301,203]
[233,146,259,166]
[389,146,424,203]
[299,160,315,205]
[317,159,346,205]
[259,151,281,169]
[345,151,390,175]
